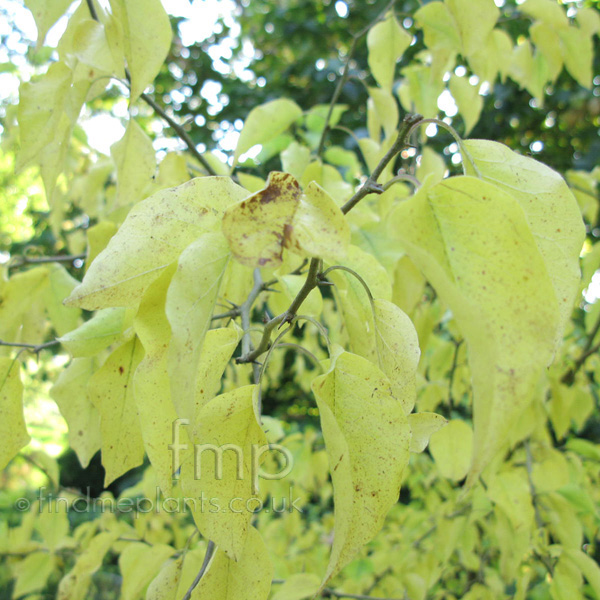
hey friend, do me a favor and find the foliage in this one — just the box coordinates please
[1,0,600,599]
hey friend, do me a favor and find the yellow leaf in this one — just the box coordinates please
[146,557,184,600]
[467,29,513,84]
[190,326,243,431]
[134,266,184,494]
[446,0,499,56]
[166,233,230,412]
[233,98,302,166]
[463,140,585,341]
[192,528,273,600]
[558,26,593,89]
[65,177,247,309]
[223,172,349,267]
[414,2,461,51]
[72,19,124,77]
[311,351,411,584]
[530,22,563,83]
[58,307,133,358]
[24,0,72,48]
[110,118,156,211]
[429,419,473,481]
[119,543,174,600]
[448,75,482,135]
[0,358,29,470]
[367,87,399,141]
[271,573,321,600]
[108,0,172,102]
[486,470,534,533]
[17,61,72,172]
[390,176,561,484]
[57,531,119,600]
[13,552,55,598]
[563,549,600,600]
[408,412,447,453]
[50,358,102,468]
[367,12,411,91]
[373,298,420,414]
[88,337,145,485]
[180,385,267,560]
[521,0,569,29]
[44,264,80,336]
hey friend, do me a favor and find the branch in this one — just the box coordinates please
[236,114,422,365]
[316,0,397,157]
[341,113,423,214]
[84,0,217,176]
[0,339,59,354]
[8,253,86,271]
[181,540,216,600]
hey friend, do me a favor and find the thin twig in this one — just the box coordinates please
[181,540,216,600]
[84,0,217,176]
[0,339,59,353]
[316,0,397,157]
[561,311,600,385]
[8,253,86,271]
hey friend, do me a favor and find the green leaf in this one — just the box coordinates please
[462,140,585,340]
[233,99,303,167]
[166,232,230,415]
[24,0,72,49]
[65,177,247,309]
[367,87,399,141]
[110,117,156,211]
[88,337,145,485]
[72,18,124,77]
[530,22,563,83]
[180,385,268,560]
[192,528,273,600]
[0,358,29,470]
[390,176,560,484]
[108,0,172,102]
[367,11,411,91]
[486,470,534,532]
[281,141,311,179]
[50,358,102,468]
[408,412,447,453]
[311,351,411,584]
[429,419,473,481]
